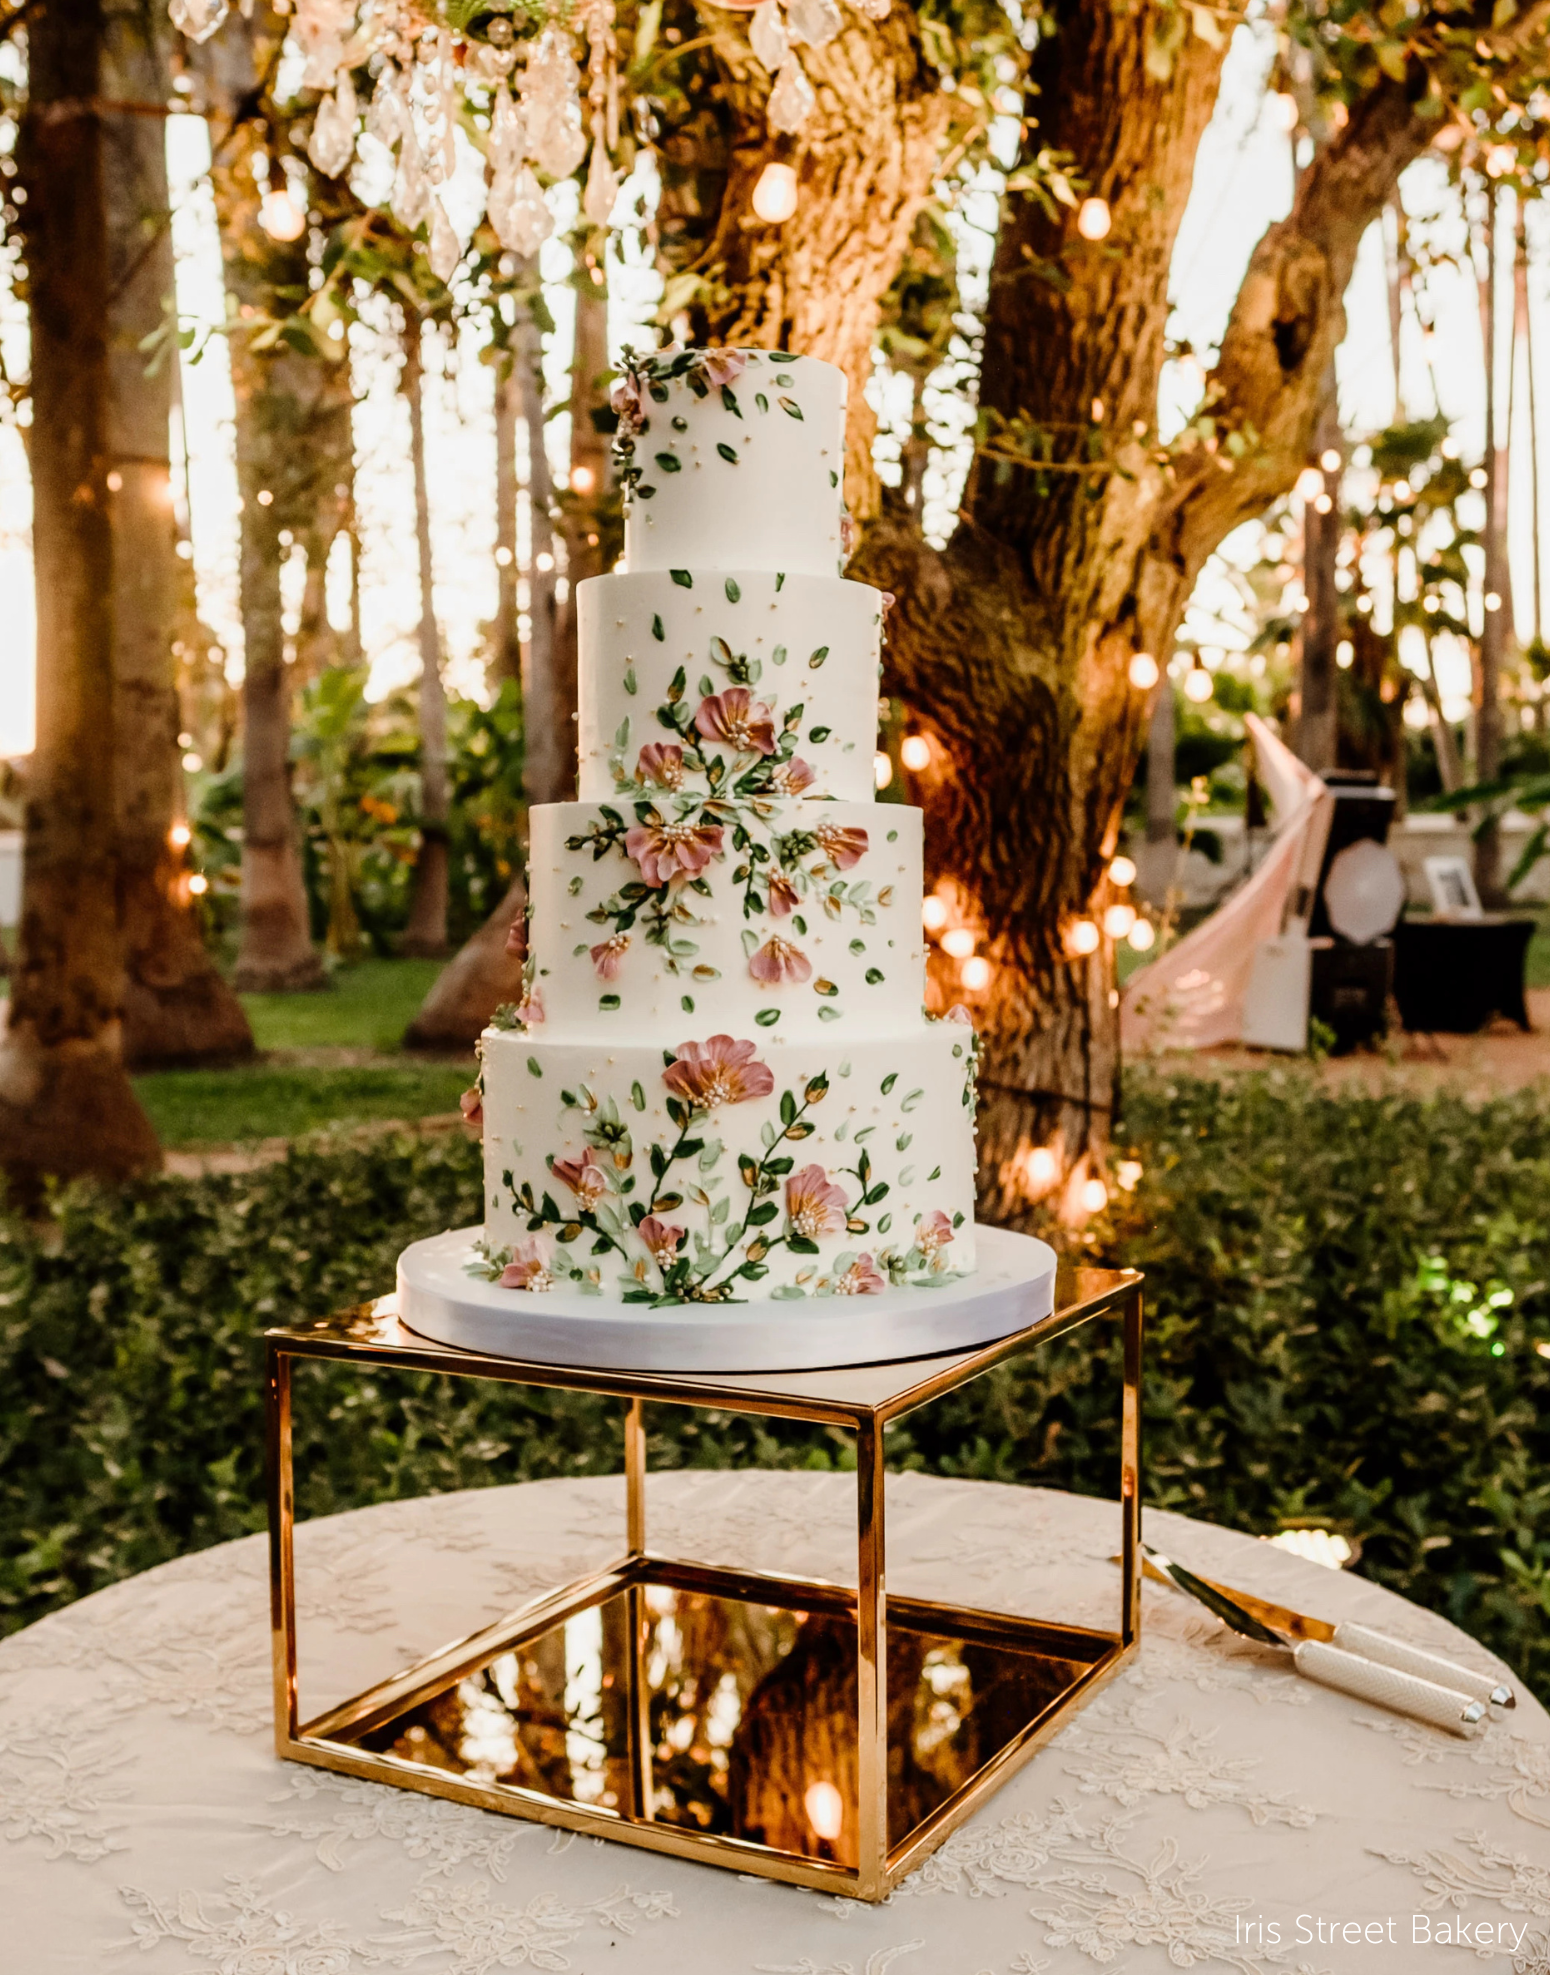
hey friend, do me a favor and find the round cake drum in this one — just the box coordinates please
[397,1224,1057,1373]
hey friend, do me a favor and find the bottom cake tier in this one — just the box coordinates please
[478,1020,979,1303]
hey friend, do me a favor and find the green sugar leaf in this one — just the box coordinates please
[808,647,829,669]
[829,470,838,487]
[901,1088,925,1112]
[928,1165,941,1181]
[755,392,770,413]
[623,667,637,696]
[635,484,656,499]
[681,995,695,1013]
[775,373,795,386]
[630,1081,646,1112]
[779,397,804,420]
[755,1008,781,1027]
[775,572,786,591]
[721,385,741,416]
[651,613,665,641]
[527,1057,542,1077]
[809,725,831,742]
[717,442,740,464]
[865,968,884,984]
[670,570,693,588]
[655,452,682,473]
[599,994,621,1011]
[772,645,788,666]
[817,1005,842,1021]
[849,939,866,956]
[881,1072,898,1094]
[725,578,741,602]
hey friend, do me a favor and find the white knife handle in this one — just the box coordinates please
[1293,1640,1487,1737]
[1331,1622,1514,1710]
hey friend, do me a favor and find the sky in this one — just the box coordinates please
[0,22,1544,755]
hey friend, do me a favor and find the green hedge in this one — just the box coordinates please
[2,1074,1546,1702]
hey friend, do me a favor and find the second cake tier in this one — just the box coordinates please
[527,797,923,1041]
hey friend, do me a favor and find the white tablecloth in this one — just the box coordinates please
[2,1471,1547,1973]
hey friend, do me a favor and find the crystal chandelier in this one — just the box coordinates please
[170,0,889,276]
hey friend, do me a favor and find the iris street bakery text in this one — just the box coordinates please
[1236,1915,1534,1952]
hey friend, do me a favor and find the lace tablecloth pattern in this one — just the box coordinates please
[2,1471,1547,1974]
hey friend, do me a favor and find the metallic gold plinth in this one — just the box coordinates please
[265,1265,1143,1901]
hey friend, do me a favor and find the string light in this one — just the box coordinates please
[1109,855,1137,888]
[182,751,203,771]
[1485,591,1502,611]
[961,956,992,991]
[536,551,555,571]
[941,928,976,960]
[1313,492,1333,514]
[1076,197,1111,240]
[1080,1176,1109,1214]
[874,752,893,790]
[106,470,123,492]
[168,822,192,848]
[258,186,306,241]
[571,465,596,494]
[1128,918,1156,952]
[921,895,949,933]
[1116,1160,1143,1191]
[1470,467,1489,489]
[1022,1146,1059,1191]
[1294,466,1323,502]
[1128,651,1160,690]
[1319,449,1341,472]
[900,734,931,771]
[1067,918,1100,956]
[188,873,209,896]
[1184,663,1214,704]
[1103,902,1137,938]
[804,1781,843,1841]
[1271,90,1299,131]
[751,160,798,224]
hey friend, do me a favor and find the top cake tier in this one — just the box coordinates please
[613,348,847,577]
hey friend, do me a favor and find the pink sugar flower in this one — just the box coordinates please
[515,985,545,1026]
[835,1253,886,1296]
[701,348,748,388]
[785,1164,849,1241]
[694,687,776,757]
[915,1210,954,1256]
[766,869,800,918]
[815,821,868,870]
[748,935,812,986]
[943,1003,974,1026]
[769,756,816,796]
[551,1146,611,1208]
[637,741,686,789]
[663,1035,775,1110]
[839,510,858,556]
[591,933,630,980]
[624,817,725,888]
[610,373,645,431]
[639,1216,686,1264]
[459,1086,483,1129]
[499,1239,553,1293]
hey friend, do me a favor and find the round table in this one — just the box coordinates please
[2,1473,1547,1973]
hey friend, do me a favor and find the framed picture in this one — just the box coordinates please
[1423,854,1483,919]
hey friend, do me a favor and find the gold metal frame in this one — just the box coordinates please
[265,1264,1143,1902]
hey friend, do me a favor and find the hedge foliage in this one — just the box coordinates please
[2,1073,1546,1702]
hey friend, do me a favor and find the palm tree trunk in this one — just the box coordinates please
[0,0,160,1188]
[105,0,254,1067]
[1298,388,1343,772]
[516,300,561,805]
[1516,198,1541,646]
[492,352,522,687]
[400,309,452,958]
[1476,184,1508,905]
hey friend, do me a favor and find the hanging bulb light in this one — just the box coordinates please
[1271,90,1299,131]
[900,734,931,771]
[1128,651,1160,690]
[961,956,992,991]
[1128,918,1156,952]
[751,160,799,223]
[258,185,306,242]
[921,895,949,933]
[1184,661,1214,704]
[1104,902,1137,939]
[1109,855,1137,888]
[874,752,893,790]
[1080,1176,1110,1214]
[941,928,976,960]
[1067,918,1100,956]
[1076,197,1111,241]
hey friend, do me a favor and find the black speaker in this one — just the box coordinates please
[1310,938,1393,1051]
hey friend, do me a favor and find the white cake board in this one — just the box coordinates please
[396,1224,1057,1374]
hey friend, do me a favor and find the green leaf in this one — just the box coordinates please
[865,968,884,984]
[599,993,621,1011]
[630,1081,646,1112]
[670,570,693,588]
[655,452,683,473]
[651,614,665,642]
[779,397,804,420]
[681,994,695,1013]
[881,1072,898,1094]
[755,1008,781,1026]
[808,647,829,668]
[527,1057,542,1077]
[717,443,740,464]
[725,578,741,603]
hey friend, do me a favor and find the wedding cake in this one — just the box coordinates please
[473,347,979,1306]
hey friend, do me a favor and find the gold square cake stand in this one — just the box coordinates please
[265,1265,1143,1902]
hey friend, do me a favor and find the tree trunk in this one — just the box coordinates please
[104,0,254,1067]
[1476,185,1507,905]
[0,0,160,1188]
[1297,389,1342,773]
[200,10,334,993]
[400,309,452,958]
[403,874,528,1052]
[517,301,562,807]
[1514,197,1541,645]
[1140,678,1177,905]
[492,351,522,687]
[1385,192,1406,422]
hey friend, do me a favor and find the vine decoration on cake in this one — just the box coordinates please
[470,1034,967,1306]
[566,796,884,984]
[609,346,805,507]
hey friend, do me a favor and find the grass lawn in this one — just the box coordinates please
[132,957,474,1148]
[134,1061,472,1148]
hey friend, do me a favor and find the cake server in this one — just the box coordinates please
[1133,1545,1492,1736]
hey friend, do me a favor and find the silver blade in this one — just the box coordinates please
[1143,1544,1291,1649]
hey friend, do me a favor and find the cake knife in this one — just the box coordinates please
[1134,1545,1493,1736]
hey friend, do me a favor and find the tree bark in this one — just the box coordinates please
[199,10,334,993]
[1518,198,1543,645]
[104,0,254,1067]
[403,875,528,1052]
[400,309,452,958]
[517,300,562,807]
[1297,389,1342,773]
[1140,678,1177,905]
[492,352,522,687]
[0,0,160,1188]
[1476,185,1507,904]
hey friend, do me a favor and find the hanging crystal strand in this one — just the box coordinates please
[581,0,618,230]
[392,127,433,229]
[366,63,408,150]
[749,1,790,75]
[523,29,587,181]
[768,56,816,134]
[169,0,229,42]
[295,0,355,91]
[308,67,358,178]
[436,27,458,186]
[489,79,554,256]
[427,196,461,282]
[785,0,842,46]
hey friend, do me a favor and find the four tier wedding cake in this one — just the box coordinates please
[473,346,978,1306]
